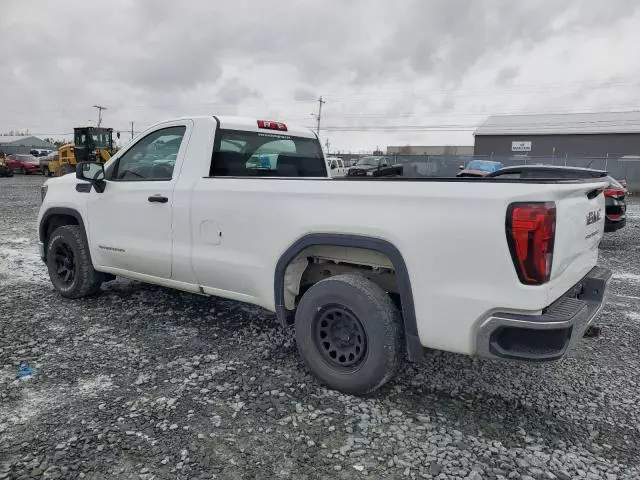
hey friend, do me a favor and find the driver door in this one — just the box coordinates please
[86,121,192,279]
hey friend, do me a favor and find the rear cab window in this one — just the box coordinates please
[210,130,326,177]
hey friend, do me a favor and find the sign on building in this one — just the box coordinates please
[511,141,532,152]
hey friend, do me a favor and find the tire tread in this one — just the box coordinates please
[295,273,404,395]
[47,225,102,298]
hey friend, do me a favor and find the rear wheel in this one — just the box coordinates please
[294,274,404,395]
[46,225,102,298]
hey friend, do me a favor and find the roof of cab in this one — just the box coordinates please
[214,115,318,139]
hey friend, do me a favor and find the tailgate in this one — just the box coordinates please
[548,181,608,302]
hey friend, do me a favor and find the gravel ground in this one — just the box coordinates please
[1,174,640,480]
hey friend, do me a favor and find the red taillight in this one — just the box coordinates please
[506,202,556,285]
[257,120,287,131]
[604,188,625,199]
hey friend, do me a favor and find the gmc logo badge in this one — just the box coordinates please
[586,209,601,226]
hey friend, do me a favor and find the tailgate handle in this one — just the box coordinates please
[586,188,602,200]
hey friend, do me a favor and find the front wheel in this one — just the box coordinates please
[46,225,102,298]
[294,274,404,395]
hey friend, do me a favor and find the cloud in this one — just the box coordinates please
[294,88,317,102]
[495,66,520,87]
[216,79,261,105]
[1,0,639,150]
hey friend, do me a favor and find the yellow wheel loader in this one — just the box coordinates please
[48,127,116,176]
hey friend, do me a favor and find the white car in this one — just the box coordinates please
[37,115,611,394]
[326,156,347,177]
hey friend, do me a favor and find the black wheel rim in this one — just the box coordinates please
[313,305,367,369]
[53,243,76,286]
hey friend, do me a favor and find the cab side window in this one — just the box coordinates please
[113,126,186,181]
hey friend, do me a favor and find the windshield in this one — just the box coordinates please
[211,130,325,177]
[466,160,503,172]
[356,156,382,166]
[75,130,112,149]
[90,131,112,149]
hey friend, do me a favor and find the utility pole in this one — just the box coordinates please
[325,138,331,155]
[130,121,134,140]
[93,105,107,127]
[316,96,325,136]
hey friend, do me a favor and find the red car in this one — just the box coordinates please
[5,154,42,174]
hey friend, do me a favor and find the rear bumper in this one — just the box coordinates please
[476,266,611,361]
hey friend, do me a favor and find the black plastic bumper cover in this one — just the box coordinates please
[476,266,612,361]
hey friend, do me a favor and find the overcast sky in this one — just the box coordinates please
[2,0,640,152]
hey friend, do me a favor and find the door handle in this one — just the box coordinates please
[148,195,168,203]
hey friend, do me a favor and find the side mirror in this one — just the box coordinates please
[459,165,464,170]
[76,161,106,192]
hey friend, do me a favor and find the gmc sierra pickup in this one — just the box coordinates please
[38,115,611,394]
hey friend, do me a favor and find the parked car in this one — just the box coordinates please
[457,160,505,177]
[487,165,627,232]
[40,151,58,177]
[5,154,42,174]
[326,156,348,177]
[38,115,611,394]
[346,156,403,177]
[30,149,53,157]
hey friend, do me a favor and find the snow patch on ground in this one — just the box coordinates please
[625,202,640,219]
[47,322,68,334]
[626,312,640,322]
[0,376,113,431]
[0,387,64,427]
[3,237,30,245]
[77,375,113,397]
[612,272,640,282]
[0,244,47,286]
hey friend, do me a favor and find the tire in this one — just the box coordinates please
[46,225,102,298]
[294,274,404,395]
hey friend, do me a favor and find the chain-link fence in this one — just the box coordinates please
[385,155,640,192]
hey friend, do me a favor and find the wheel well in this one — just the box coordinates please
[274,234,423,362]
[283,245,398,311]
[40,212,81,248]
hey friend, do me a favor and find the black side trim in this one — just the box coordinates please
[75,183,92,193]
[39,207,86,243]
[274,234,423,362]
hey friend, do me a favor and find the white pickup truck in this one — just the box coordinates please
[38,116,611,394]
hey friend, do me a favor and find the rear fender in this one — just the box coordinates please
[274,234,422,362]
